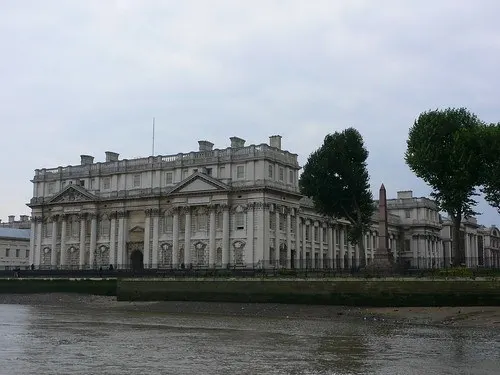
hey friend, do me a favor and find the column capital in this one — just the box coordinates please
[179,205,191,215]
[151,208,161,217]
[88,213,98,220]
[76,213,86,221]
[109,211,118,220]
[50,214,59,222]
[117,210,128,219]
[145,208,153,217]
[254,202,270,211]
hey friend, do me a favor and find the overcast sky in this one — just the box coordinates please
[1,0,499,226]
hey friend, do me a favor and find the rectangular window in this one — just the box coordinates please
[216,212,223,230]
[279,167,284,181]
[269,214,276,230]
[44,222,52,238]
[323,227,327,241]
[103,177,111,190]
[405,210,411,218]
[79,180,85,187]
[405,239,411,252]
[366,235,371,249]
[183,169,189,179]
[163,216,173,233]
[219,166,225,178]
[26,249,30,258]
[314,227,319,241]
[197,214,207,231]
[90,178,95,189]
[268,164,274,178]
[305,227,310,241]
[100,219,110,237]
[16,249,20,257]
[165,172,173,184]
[236,165,245,179]
[206,168,212,176]
[5,248,9,257]
[133,174,141,187]
[279,214,285,231]
[235,212,245,230]
[48,182,55,194]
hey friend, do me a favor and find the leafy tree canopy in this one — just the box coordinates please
[299,128,374,245]
[480,123,500,213]
[405,107,485,220]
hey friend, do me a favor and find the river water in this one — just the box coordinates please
[0,303,498,375]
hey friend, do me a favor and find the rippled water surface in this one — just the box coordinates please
[0,303,498,375]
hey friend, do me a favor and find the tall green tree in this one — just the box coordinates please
[299,128,374,266]
[480,123,500,213]
[405,108,485,266]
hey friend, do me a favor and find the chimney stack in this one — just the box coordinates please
[198,140,214,152]
[20,215,29,222]
[269,135,282,149]
[80,155,94,165]
[105,151,119,162]
[230,137,246,148]
[8,215,15,223]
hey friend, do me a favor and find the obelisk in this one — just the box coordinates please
[373,183,393,267]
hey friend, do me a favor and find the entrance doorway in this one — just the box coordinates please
[130,250,144,271]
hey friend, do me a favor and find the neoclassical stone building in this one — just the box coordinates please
[28,135,403,270]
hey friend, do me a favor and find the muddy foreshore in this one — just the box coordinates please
[1,293,499,329]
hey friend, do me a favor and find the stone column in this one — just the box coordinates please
[51,216,58,268]
[143,209,152,268]
[89,214,97,268]
[209,205,217,267]
[255,204,265,266]
[347,241,353,269]
[35,217,42,267]
[302,220,307,269]
[327,225,333,269]
[319,223,324,269]
[109,213,117,267]
[286,208,292,268]
[339,226,345,269]
[412,235,418,268]
[294,212,301,269]
[222,205,229,267]
[29,219,36,266]
[172,207,179,267]
[263,204,270,267]
[35,216,43,265]
[275,208,281,267]
[117,211,126,268]
[247,203,254,266]
[311,222,317,268]
[152,209,160,268]
[332,225,337,269]
[79,214,86,268]
[184,207,192,266]
[60,215,67,268]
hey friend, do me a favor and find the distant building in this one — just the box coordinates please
[477,226,500,268]
[0,228,31,269]
[0,215,31,229]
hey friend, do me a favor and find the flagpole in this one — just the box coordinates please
[152,117,155,156]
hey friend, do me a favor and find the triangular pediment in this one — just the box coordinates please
[169,172,230,195]
[49,184,97,203]
[130,225,145,233]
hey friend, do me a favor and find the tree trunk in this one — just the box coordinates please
[358,233,366,268]
[452,214,464,267]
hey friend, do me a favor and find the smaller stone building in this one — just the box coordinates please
[0,228,31,269]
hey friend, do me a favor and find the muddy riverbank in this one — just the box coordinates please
[1,293,498,329]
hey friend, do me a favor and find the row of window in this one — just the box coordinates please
[268,164,296,184]
[46,163,297,194]
[4,248,29,258]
